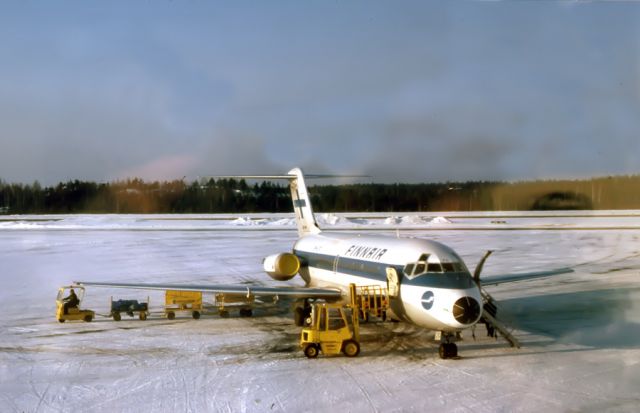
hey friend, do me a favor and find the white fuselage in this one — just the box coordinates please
[293,232,483,333]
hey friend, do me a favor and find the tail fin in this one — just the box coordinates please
[287,168,321,236]
[203,168,366,237]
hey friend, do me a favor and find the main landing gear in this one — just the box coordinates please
[438,332,458,359]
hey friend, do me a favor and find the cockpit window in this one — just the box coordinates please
[442,263,455,272]
[403,253,468,279]
[427,263,442,273]
[404,263,415,276]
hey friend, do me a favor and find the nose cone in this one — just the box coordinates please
[452,296,481,325]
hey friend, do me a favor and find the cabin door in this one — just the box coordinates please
[386,267,400,298]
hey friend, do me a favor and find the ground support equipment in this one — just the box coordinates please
[165,290,203,319]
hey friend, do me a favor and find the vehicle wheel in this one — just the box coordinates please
[219,310,229,318]
[343,340,360,357]
[240,308,252,317]
[113,312,121,321]
[84,314,93,322]
[192,311,201,319]
[167,311,176,320]
[304,344,319,358]
[139,312,147,321]
[58,319,65,323]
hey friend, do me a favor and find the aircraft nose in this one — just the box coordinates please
[452,296,481,325]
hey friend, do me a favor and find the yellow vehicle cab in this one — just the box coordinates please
[55,285,95,323]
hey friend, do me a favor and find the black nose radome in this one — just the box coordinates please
[452,296,481,324]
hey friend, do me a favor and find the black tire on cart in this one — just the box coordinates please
[342,340,360,357]
[304,344,319,359]
[139,312,147,321]
[113,312,121,321]
[192,311,201,319]
[84,314,93,323]
[219,310,229,318]
[167,311,176,320]
[58,319,65,323]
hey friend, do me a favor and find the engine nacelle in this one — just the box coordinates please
[263,253,300,281]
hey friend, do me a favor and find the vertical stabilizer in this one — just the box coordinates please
[287,168,321,236]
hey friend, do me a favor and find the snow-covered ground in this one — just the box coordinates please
[1,212,639,412]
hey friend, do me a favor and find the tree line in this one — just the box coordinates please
[1,175,640,214]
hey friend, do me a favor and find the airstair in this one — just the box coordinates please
[478,287,520,348]
[354,285,390,321]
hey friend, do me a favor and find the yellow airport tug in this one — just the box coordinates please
[300,284,361,358]
[55,285,95,323]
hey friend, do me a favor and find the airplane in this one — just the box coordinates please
[78,168,572,359]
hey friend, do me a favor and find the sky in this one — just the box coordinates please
[0,1,639,185]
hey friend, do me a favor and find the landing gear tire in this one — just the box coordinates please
[58,319,65,323]
[113,312,121,321]
[192,311,201,319]
[167,311,176,320]
[342,340,360,357]
[239,308,252,317]
[304,344,319,359]
[438,342,458,359]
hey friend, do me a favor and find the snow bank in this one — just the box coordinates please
[384,215,453,225]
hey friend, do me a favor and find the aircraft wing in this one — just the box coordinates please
[74,281,343,300]
[481,267,574,286]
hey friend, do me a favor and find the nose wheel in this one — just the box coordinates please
[438,342,458,359]
[438,332,458,359]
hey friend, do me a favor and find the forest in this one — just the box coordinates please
[1,175,640,214]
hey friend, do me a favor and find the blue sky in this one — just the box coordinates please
[1,1,639,184]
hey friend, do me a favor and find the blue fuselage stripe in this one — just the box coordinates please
[293,249,475,289]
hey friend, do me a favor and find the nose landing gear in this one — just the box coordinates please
[437,332,458,359]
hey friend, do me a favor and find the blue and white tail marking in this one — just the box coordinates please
[287,168,321,236]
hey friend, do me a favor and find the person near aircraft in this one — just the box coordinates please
[63,288,80,314]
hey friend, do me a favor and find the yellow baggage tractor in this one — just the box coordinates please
[55,285,95,323]
[165,290,202,319]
